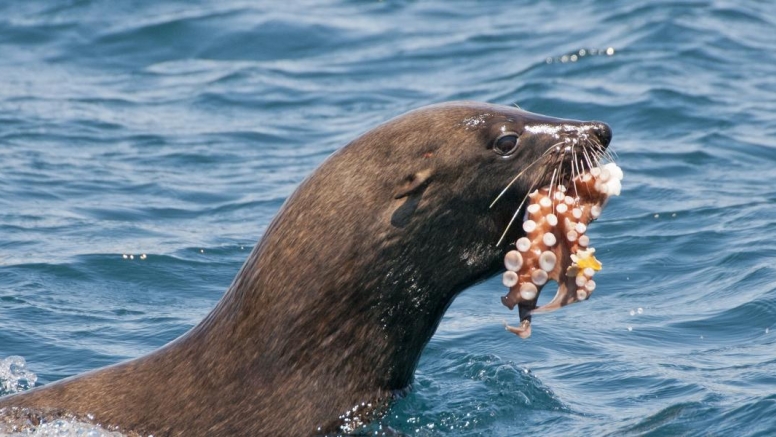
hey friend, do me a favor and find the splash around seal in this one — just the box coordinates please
[0,102,613,436]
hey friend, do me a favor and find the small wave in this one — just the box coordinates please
[0,416,125,437]
[384,350,571,435]
[0,356,37,396]
[1,357,125,437]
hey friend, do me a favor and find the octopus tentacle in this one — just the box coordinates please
[502,162,623,338]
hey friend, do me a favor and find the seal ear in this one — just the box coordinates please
[394,169,433,200]
[391,168,433,228]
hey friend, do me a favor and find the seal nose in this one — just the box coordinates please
[591,122,612,148]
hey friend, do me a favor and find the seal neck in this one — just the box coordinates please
[187,234,440,392]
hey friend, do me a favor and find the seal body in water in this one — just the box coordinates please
[0,102,612,436]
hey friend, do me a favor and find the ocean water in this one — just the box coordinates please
[2,0,776,435]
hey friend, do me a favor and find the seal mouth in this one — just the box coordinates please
[500,162,624,339]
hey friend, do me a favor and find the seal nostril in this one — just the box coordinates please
[592,122,612,148]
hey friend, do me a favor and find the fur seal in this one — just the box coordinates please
[0,101,611,436]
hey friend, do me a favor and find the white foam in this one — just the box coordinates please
[0,418,126,437]
[0,359,127,436]
[0,356,37,396]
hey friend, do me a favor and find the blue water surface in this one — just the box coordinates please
[2,0,776,435]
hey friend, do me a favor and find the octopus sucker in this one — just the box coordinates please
[502,162,623,338]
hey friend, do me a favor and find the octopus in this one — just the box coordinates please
[501,162,623,338]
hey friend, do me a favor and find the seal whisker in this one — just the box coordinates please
[582,148,595,170]
[558,159,568,196]
[489,156,544,209]
[496,171,545,246]
[592,139,613,163]
[496,137,570,246]
[602,147,615,164]
[585,147,599,169]
[571,150,581,198]
[556,162,566,214]
[586,139,606,164]
[489,146,559,209]
[587,137,612,164]
[548,167,557,210]
[582,148,595,168]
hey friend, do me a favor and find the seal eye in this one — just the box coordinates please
[493,133,520,156]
